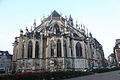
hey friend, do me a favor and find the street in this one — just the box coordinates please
[63,70,120,80]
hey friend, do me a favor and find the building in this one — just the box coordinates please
[108,53,116,66]
[12,10,105,72]
[92,38,105,67]
[114,39,120,66]
[0,51,12,73]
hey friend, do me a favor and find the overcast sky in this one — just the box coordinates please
[0,0,120,59]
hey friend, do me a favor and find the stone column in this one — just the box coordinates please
[61,36,64,57]
[24,40,28,58]
[13,46,17,61]
[46,38,50,70]
[32,39,35,58]
[40,34,43,58]
[67,37,72,57]
[54,40,57,57]
[46,38,50,58]
[61,36,65,69]
[72,40,75,57]
[71,39,76,70]
[17,38,22,59]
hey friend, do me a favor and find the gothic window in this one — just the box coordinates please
[70,38,73,57]
[64,40,67,57]
[54,24,60,34]
[28,41,32,58]
[35,41,39,58]
[57,39,62,57]
[22,44,24,58]
[51,41,54,57]
[76,42,82,57]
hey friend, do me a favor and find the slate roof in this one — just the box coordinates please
[0,51,12,58]
[114,42,120,48]
[51,10,60,17]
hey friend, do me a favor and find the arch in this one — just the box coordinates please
[35,41,39,58]
[64,40,67,57]
[28,41,33,58]
[76,42,82,57]
[57,39,62,57]
[54,24,60,34]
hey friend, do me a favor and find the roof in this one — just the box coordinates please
[51,10,60,17]
[0,50,12,58]
[93,38,102,48]
[114,42,120,49]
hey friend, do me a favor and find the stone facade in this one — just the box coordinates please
[113,39,120,66]
[0,51,12,73]
[12,10,105,72]
[108,53,116,66]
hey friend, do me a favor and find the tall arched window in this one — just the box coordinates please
[64,40,67,57]
[51,41,54,57]
[76,42,82,57]
[22,44,24,58]
[57,39,62,57]
[28,41,33,58]
[35,41,39,58]
[54,24,60,34]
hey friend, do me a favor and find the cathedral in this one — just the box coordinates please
[12,10,105,72]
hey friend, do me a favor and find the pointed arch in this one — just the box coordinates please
[54,24,60,34]
[28,41,33,58]
[57,39,62,57]
[64,40,67,57]
[35,41,39,58]
[76,42,82,57]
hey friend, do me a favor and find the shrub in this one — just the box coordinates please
[92,67,120,73]
[0,71,92,80]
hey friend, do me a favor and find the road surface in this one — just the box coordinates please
[63,70,120,80]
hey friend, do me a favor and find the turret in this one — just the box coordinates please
[68,15,73,27]
[33,19,36,29]
[20,29,23,36]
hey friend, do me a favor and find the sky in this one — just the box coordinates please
[0,0,120,59]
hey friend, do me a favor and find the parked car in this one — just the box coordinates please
[106,66,111,69]
[83,67,95,72]
[111,65,117,68]
[83,68,90,72]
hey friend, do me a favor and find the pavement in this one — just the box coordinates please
[63,70,120,80]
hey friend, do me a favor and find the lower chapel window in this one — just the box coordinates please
[57,39,62,57]
[28,41,33,58]
[35,41,39,58]
[76,42,82,57]
[22,44,24,58]
[64,41,67,57]
[51,40,54,57]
